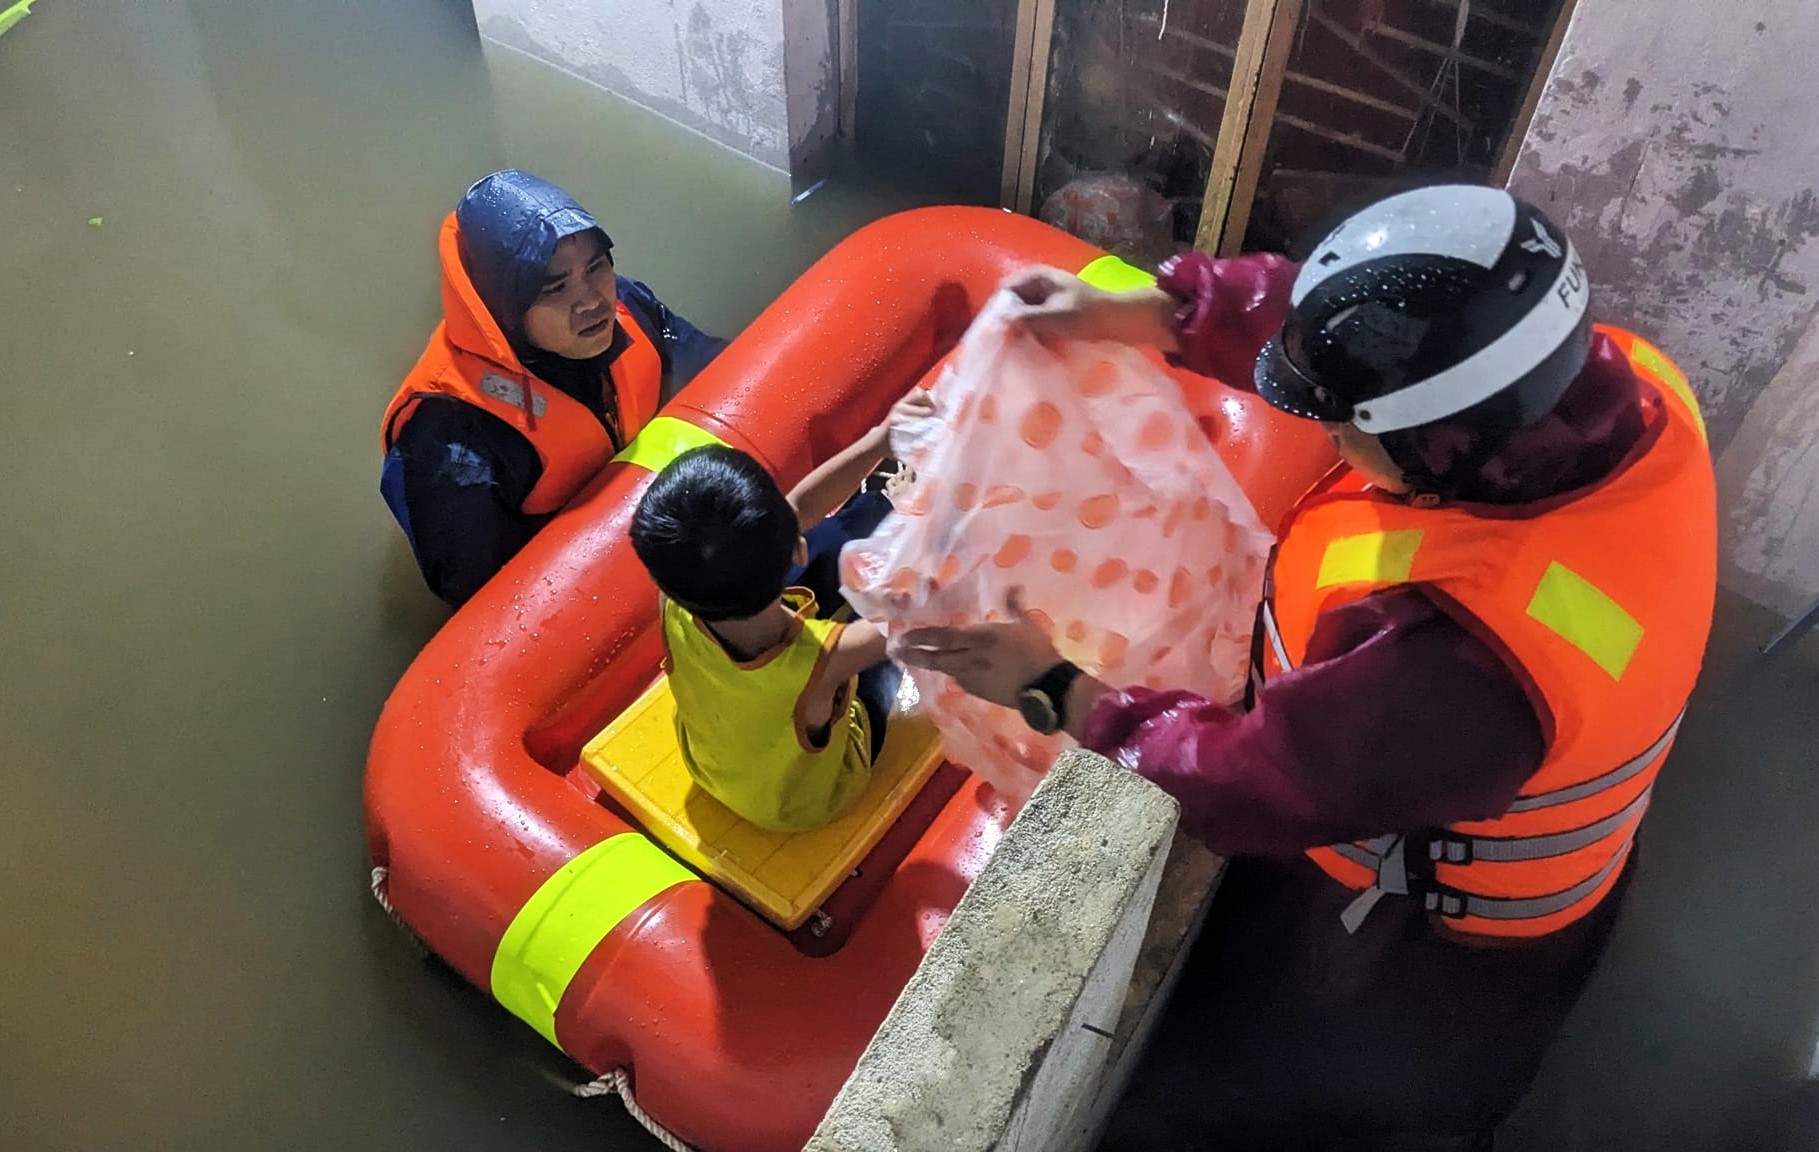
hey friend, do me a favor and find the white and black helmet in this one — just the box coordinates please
[1255,185,1591,451]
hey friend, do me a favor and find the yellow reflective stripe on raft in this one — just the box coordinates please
[490,833,694,1049]
[1316,529,1424,589]
[615,415,729,473]
[1077,254,1158,292]
[1627,339,1707,444]
[1526,562,1644,680]
[0,1,35,39]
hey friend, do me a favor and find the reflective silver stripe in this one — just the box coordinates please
[1506,709,1684,813]
[1429,843,1632,921]
[1440,786,1651,864]
[1334,835,1409,935]
[1262,602,1293,672]
[478,372,548,418]
[1329,834,1399,871]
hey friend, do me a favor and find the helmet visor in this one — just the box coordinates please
[1254,338,1356,424]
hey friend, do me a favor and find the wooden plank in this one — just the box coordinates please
[999,0,1041,207]
[1414,0,1543,38]
[1286,69,1419,121]
[1196,0,1305,255]
[1150,61,1230,103]
[1153,105,1221,153]
[1308,11,1475,134]
[1493,0,1578,183]
[1131,12,1238,60]
[1362,21,1523,83]
[1009,0,1060,213]
[1274,112,1409,162]
[1152,14,1421,124]
[1125,80,1223,152]
[837,0,858,140]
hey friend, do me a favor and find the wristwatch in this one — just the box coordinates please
[1017,661,1085,735]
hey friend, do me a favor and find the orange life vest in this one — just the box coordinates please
[1256,326,1715,939]
[380,213,664,516]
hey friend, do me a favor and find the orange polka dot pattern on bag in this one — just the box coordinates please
[842,290,1274,807]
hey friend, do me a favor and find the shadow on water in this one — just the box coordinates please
[1499,593,1819,1152]
[0,2,917,1148]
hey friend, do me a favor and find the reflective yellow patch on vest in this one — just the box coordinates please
[1526,562,1644,680]
[490,833,694,1050]
[1627,340,1707,443]
[1077,255,1159,292]
[1316,529,1425,589]
[615,415,729,473]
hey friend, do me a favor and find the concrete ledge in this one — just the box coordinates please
[1057,830,1225,1150]
[807,748,1181,1152]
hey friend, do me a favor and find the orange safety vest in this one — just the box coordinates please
[380,213,664,516]
[1256,326,1715,939]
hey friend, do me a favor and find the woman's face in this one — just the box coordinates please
[522,231,618,360]
[1325,421,1411,494]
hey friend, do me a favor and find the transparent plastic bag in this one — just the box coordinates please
[842,289,1273,804]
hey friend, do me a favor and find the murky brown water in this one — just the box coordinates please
[8,5,1819,1152]
[0,3,912,1147]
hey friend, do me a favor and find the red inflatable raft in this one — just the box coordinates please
[366,207,1335,1151]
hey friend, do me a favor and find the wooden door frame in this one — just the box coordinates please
[1000,0,1061,212]
[1493,0,1580,184]
[994,0,1304,249]
[988,0,1579,249]
[837,0,858,141]
[1194,0,1304,255]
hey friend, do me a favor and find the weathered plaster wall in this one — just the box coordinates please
[471,0,793,170]
[782,0,839,184]
[1509,1,1819,613]
[1715,314,1819,614]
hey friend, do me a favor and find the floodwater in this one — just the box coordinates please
[0,2,912,1148]
[6,4,1819,1152]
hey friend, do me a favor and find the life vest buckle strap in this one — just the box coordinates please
[1428,837,1472,865]
[1430,786,1652,866]
[1415,846,1632,924]
[1423,889,1468,918]
[1340,886,1388,934]
[1337,835,1409,935]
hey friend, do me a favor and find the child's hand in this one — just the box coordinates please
[883,389,938,458]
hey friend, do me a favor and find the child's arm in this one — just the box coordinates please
[787,390,936,528]
[821,620,889,687]
[801,620,893,738]
[786,425,889,529]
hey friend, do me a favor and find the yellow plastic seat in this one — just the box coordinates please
[579,676,944,930]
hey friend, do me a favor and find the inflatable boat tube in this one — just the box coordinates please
[365,206,1337,1151]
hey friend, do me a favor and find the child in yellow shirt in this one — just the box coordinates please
[629,393,931,831]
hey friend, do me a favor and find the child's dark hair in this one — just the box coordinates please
[630,445,800,621]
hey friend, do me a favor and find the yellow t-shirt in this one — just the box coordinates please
[661,591,875,832]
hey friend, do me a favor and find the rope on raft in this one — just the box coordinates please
[368,866,429,958]
[369,866,691,1148]
[574,1068,696,1152]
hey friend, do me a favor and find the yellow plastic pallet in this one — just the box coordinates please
[580,676,943,930]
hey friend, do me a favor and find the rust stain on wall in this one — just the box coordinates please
[1510,1,1819,609]
[1514,75,1819,456]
